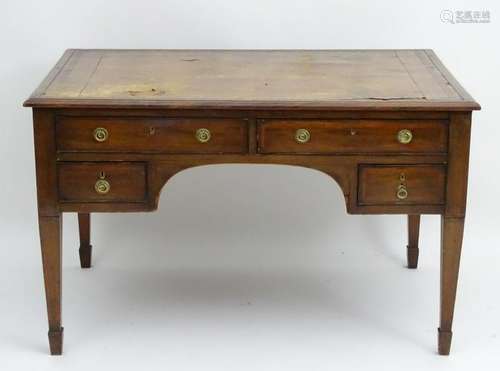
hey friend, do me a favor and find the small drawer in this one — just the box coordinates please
[56,116,248,153]
[58,162,147,202]
[358,165,446,206]
[258,119,447,154]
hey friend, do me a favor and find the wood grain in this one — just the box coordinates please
[26,49,478,355]
[58,162,147,202]
[24,49,480,111]
[33,109,58,216]
[358,165,446,205]
[438,111,472,355]
[258,119,448,154]
[56,116,248,153]
[445,113,472,217]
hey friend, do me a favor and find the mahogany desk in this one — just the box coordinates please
[24,49,480,355]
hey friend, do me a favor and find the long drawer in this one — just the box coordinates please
[56,116,248,153]
[258,119,448,154]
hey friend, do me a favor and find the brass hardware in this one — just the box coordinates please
[95,172,110,194]
[95,179,110,194]
[397,129,413,144]
[195,128,211,143]
[396,184,408,200]
[93,127,109,142]
[399,173,406,182]
[295,128,311,143]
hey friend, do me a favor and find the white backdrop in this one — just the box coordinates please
[1,1,499,370]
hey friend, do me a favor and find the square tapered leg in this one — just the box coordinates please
[78,213,92,268]
[407,215,420,269]
[39,215,63,355]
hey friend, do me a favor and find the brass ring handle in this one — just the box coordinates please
[195,128,211,143]
[397,129,413,144]
[295,128,311,144]
[93,127,109,142]
[396,184,408,200]
[95,179,111,194]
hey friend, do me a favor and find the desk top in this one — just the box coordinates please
[24,49,479,111]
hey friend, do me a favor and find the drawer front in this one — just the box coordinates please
[56,117,248,153]
[358,165,446,206]
[58,162,147,202]
[258,119,447,154]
